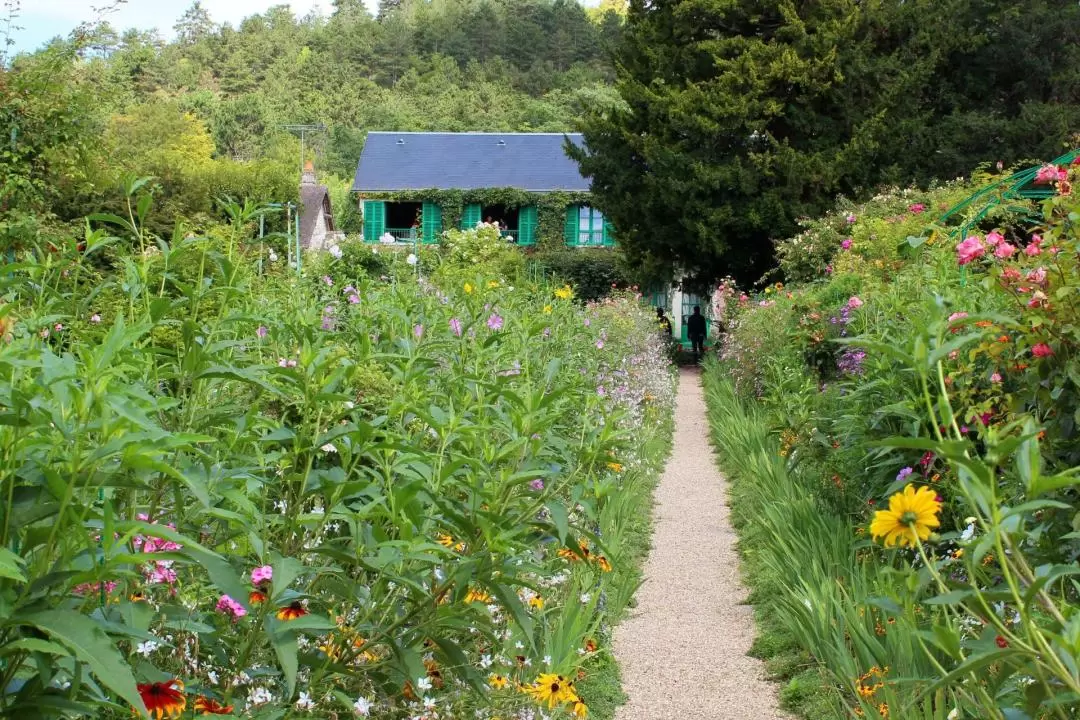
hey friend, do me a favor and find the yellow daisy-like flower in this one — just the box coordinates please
[464,282,474,294]
[594,555,612,573]
[869,484,941,547]
[487,280,500,288]
[522,674,578,709]
[528,595,544,610]
[543,305,553,314]
[573,701,589,718]
[606,462,623,473]
[489,674,509,690]
[554,285,573,300]
[464,587,492,604]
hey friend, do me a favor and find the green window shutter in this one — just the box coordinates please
[422,201,442,244]
[563,205,579,246]
[518,205,537,245]
[602,218,615,247]
[363,200,385,243]
[461,203,482,229]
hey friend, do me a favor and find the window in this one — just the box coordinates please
[578,206,605,246]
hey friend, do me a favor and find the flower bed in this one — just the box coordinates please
[706,161,1080,719]
[0,207,675,718]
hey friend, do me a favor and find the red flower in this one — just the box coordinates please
[1032,343,1054,358]
[248,590,268,606]
[276,601,309,621]
[995,635,1009,648]
[193,696,234,715]
[136,680,186,719]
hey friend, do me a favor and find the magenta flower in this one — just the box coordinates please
[956,235,986,265]
[908,203,926,214]
[256,325,268,339]
[413,324,424,339]
[985,231,1004,247]
[990,372,1002,383]
[847,296,863,309]
[449,317,462,337]
[216,594,247,619]
[529,479,545,492]
[322,275,334,286]
[348,294,361,304]
[993,242,1017,259]
[841,238,852,250]
[1032,342,1054,358]
[845,213,857,224]
[1035,164,1060,184]
[486,313,503,331]
[251,565,273,585]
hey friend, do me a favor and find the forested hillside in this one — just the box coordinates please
[1,0,623,242]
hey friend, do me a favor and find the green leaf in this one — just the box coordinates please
[0,546,27,583]
[15,610,145,716]
[266,615,298,700]
[546,501,569,544]
[0,638,71,657]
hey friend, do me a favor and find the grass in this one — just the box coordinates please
[577,394,675,719]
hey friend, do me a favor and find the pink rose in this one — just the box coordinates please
[993,242,1017,259]
[956,235,986,265]
[1035,164,1061,184]
[985,231,1004,246]
[990,372,1002,383]
[1025,267,1047,286]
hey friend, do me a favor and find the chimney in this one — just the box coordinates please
[301,159,316,186]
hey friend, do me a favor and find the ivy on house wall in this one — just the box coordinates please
[357,188,593,251]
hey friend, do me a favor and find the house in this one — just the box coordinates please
[299,160,337,250]
[351,132,615,248]
[351,131,710,345]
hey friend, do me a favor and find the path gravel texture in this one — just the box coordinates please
[613,367,790,720]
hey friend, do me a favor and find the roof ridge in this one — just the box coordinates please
[366,131,582,136]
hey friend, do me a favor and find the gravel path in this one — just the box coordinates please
[613,367,790,720]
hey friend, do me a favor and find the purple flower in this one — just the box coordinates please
[597,385,606,397]
[89,313,101,323]
[322,275,333,286]
[449,318,463,337]
[837,349,866,376]
[348,294,361,304]
[529,479,545,491]
[583,318,591,327]
[256,325,268,339]
[845,213,857,224]
[413,324,424,339]
[896,467,914,482]
[487,313,503,331]
[542,327,551,337]
[596,340,604,349]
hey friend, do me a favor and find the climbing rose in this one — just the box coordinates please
[993,242,1017,259]
[1026,267,1047,286]
[985,231,1004,246]
[956,236,986,265]
[1032,343,1054,358]
[1035,164,1061,184]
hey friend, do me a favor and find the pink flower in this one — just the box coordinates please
[251,565,273,585]
[54,323,64,332]
[486,314,503,331]
[990,372,1002,383]
[449,317,462,337]
[90,314,101,323]
[985,231,1004,246]
[1027,290,1048,308]
[1001,266,1022,283]
[1026,267,1047,286]
[947,312,968,332]
[322,275,334,286]
[1050,246,1062,255]
[908,203,926,214]
[256,325,268,339]
[979,412,992,427]
[841,238,853,250]
[348,294,361,304]
[1032,342,1054,358]
[993,242,1017,259]
[413,324,424,339]
[216,594,247,619]
[739,294,748,303]
[1035,164,1061,184]
[596,339,604,349]
[1024,241,1042,256]
[145,561,177,585]
[956,235,986,265]
[529,479,545,491]
[847,296,863,309]
[845,213,857,224]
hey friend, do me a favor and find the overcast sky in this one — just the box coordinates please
[8,0,349,53]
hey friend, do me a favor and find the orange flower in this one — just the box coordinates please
[248,590,267,605]
[583,638,597,653]
[594,555,612,573]
[137,680,186,719]
[193,695,233,715]
[276,601,308,621]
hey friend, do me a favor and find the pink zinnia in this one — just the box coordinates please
[847,296,863,309]
[994,242,1017,259]
[486,314,503,331]
[251,565,273,585]
[216,594,247,619]
[956,236,986,265]
[1032,343,1054,358]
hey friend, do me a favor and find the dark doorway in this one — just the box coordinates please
[386,202,422,229]
[481,204,519,234]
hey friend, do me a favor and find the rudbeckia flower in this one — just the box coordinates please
[137,679,186,719]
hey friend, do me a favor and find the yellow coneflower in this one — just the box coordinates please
[554,285,573,300]
[464,587,492,604]
[522,673,578,709]
[573,701,589,718]
[276,601,309,621]
[543,305,553,314]
[137,680,186,719]
[878,703,889,718]
[594,555,612,573]
[487,280,500,288]
[869,484,941,547]
[489,674,509,690]
[606,462,623,473]
[528,595,544,610]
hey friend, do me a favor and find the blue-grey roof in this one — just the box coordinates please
[352,132,590,192]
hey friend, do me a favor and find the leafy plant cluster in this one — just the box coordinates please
[706,159,1080,719]
[0,186,676,719]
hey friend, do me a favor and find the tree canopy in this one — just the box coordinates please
[574,0,1080,285]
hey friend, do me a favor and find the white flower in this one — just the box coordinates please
[206,670,219,685]
[515,641,524,650]
[321,443,337,453]
[579,593,591,604]
[423,697,436,710]
[947,710,959,720]
[406,253,418,266]
[135,640,159,656]
[246,686,273,708]
[296,691,315,710]
[416,677,432,691]
[353,697,372,716]
[479,654,493,669]
[542,655,551,666]
[328,244,343,259]
[960,523,976,542]
[269,250,278,262]
[310,504,325,515]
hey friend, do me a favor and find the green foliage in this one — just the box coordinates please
[529,249,632,302]
[577,0,1080,284]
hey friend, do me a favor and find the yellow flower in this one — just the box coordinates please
[878,702,889,718]
[869,484,941,547]
[465,587,492,604]
[573,701,589,718]
[522,674,578,709]
[543,305,553,314]
[487,280,499,288]
[528,595,545,610]
[554,285,573,300]
[464,283,474,294]
[606,462,623,473]
[594,555,612,573]
[489,674,508,690]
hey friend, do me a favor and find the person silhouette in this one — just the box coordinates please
[687,305,706,360]
[656,306,672,337]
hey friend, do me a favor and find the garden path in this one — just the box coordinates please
[612,367,790,720]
